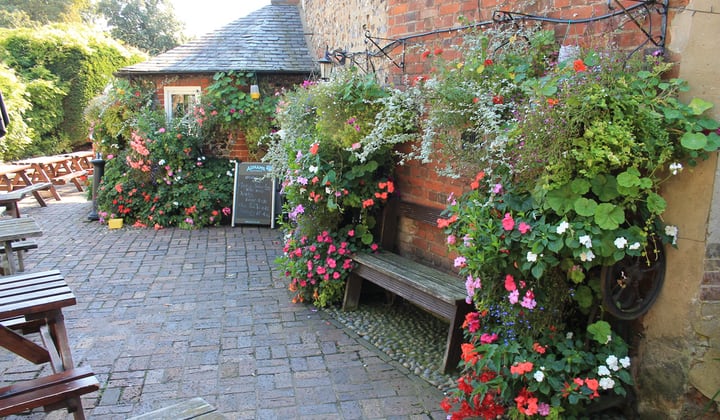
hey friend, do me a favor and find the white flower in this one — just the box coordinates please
[669,162,683,175]
[309,165,319,173]
[173,201,179,206]
[665,225,679,245]
[533,370,545,382]
[580,250,595,262]
[556,221,570,234]
[527,251,538,262]
[158,159,166,165]
[226,171,233,177]
[620,356,631,368]
[566,332,573,340]
[614,237,628,249]
[579,235,593,248]
[599,377,616,390]
[598,365,611,376]
[606,355,619,371]
[628,242,641,250]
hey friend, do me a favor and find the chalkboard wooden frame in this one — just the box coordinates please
[231,161,277,227]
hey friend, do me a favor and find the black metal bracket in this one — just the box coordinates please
[361,0,669,73]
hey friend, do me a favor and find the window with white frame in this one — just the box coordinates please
[164,86,201,120]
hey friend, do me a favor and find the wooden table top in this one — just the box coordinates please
[13,155,72,165]
[0,217,43,242]
[0,164,31,177]
[0,270,75,320]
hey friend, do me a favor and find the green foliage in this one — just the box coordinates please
[266,69,423,306]
[0,0,92,25]
[0,63,33,159]
[96,0,185,54]
[0,24,144,158]
[199,71,280,160]
[426,26,719,418]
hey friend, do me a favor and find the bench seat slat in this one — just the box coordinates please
[353,252,465,303]
[0,366,98,417]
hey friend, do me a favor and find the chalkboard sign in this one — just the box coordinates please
[232,162,278,227]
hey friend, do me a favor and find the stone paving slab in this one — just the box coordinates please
[0,186,447,419]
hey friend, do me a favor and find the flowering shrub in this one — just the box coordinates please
[284,228,361,307]
[266,69,422,306]
[418,25,720,417]
[89,79,234,229]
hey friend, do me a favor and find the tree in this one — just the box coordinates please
[0,0,92,26]
[96,0,186,55]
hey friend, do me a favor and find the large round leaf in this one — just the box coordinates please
[594,203,625,230]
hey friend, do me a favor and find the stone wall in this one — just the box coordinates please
[299,0,720,415]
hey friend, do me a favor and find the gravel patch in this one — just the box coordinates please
[322,298,457,392]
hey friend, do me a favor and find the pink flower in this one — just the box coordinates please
[504,274,517,291]
[521,290,537,309]
[454,256,466,268]
[502,213,515,231]
[447,235,457,245]
[518,222,531,234]
[370,243,379,251]
[480,333,498,344]
[509,289,519,304]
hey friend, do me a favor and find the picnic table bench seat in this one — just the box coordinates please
[0,365,99,419]
[343,198,471,374]
[0,183,52,217]
[51,169,88,191]
[0,239,39,272]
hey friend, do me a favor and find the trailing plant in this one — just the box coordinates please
[266,68,423,306]
[199,71,279,159]
[419,25,720,418]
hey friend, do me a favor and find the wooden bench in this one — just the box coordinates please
[0,183,52,217]
[0,365,99,419]
[0,239,38,273]
[343,198,471,374]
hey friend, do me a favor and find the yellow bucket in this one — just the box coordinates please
[108,218,123,229]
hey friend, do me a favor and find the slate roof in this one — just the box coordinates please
[116,4,315,75]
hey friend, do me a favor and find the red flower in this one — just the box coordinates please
[510,361,534,375]
[547,98,559,106]
[457,376,473,394]
[437,214,458,228]
[470,171,485,190]
[573,59,587,72]
[434,47,443,55]
[532,342,547,354]
[484,59,493,66]
[309,142,319,155]
[461,343,479,364]
[492,95,503,104]
[421,50,431,59]
[362,198,375,208]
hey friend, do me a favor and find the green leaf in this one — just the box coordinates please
[574,285,594,309]
[591,175,620,201]
[531,264,544,279]
[570,178,591,195]
[706,132,720,152]
[546,184,578,215]
[646,192,667,214]
[540,84,558,97]
[574,197,597,217]
[681,132,708,150]
[698,117,720,130]
[688,97,714,115]
[587,320,613,344]
[361,232,374,245]
[584,51,600,67]
[616,169,641,187]
[594,203,625,230]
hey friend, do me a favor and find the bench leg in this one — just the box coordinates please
[31,190,48,207]
[442,301,473,374]
[343,273,363,310]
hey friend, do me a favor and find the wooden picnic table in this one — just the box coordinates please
[0,217,43,275]
[13,154,89,200]
[0,270,98,419]
[0,164,53,217]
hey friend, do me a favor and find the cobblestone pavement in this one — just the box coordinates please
[0,186,447,419]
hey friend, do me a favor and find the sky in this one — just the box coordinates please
[169,0,272,37]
